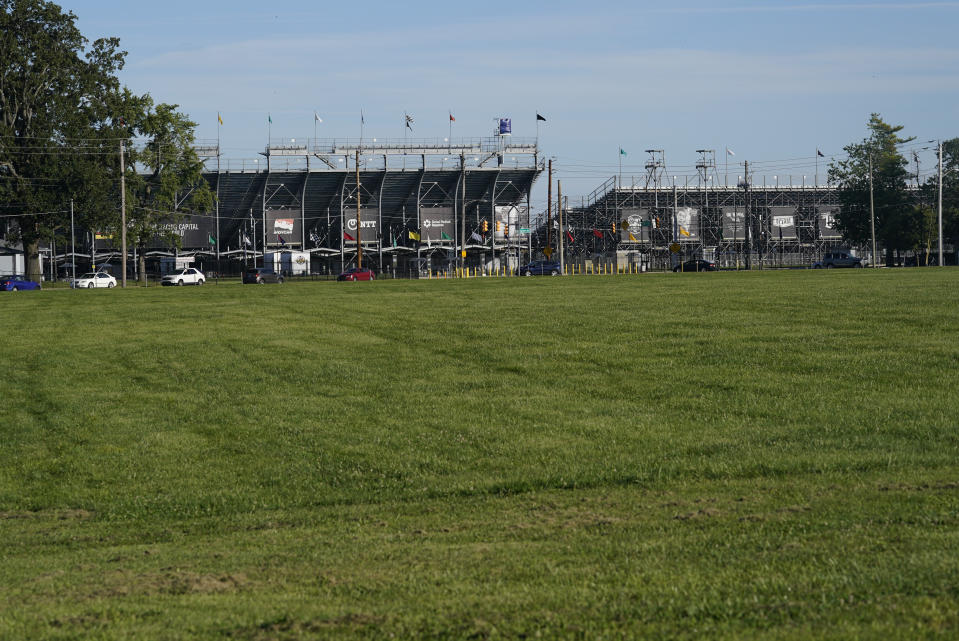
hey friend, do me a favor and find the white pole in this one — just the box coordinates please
[120,140,127,287]
[938,141,944,267]
[70,199,75,280]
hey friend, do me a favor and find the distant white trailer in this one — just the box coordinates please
[265,251,309,276]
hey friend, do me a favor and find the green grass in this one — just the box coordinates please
[1,270,958,639]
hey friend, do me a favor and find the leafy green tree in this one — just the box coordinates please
[828,114,917,265]
[124,96,214,284]
[0,0,126,281]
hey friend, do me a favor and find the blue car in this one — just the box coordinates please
[521,260,562,276]
[0,275,41,291]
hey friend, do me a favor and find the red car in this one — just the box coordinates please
[337,267,375,281]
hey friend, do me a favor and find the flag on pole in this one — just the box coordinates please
[565,229,574,243]
[314,112,322,123]
[680,227,691,237]
[278,236,286,246]
[268,113,272,124]
[817,149,825,157]
[361,110,365,125]
[449,113,455,122]
[208,233,216,245]
[536,113,546,122]
[343,231,355,241]
[441,231,452,241]
[620,148,627,156]
[405,113,414,131]
[593,229,603,238]
[726,147,735,156]
[310,231,320,246]
[217,113,223,125]
[242,234,252,247]
[408,230,420,241]
[628,232,638,241]
[470,231,483,243]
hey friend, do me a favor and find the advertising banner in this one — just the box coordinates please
[819,209,842,239]
[674,207,700,240]
[769,206,797,239]
[499,118,511,135]
[722,208,746,239]
[420,207,454,243]
[266,210,300,246]
[494,205,529,240]
[620,208,651,242]
[342,208,377,244]
[147,214,216,249]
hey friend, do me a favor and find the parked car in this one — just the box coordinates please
[161,268,205,286]
[0,275,41,291]
[71,272,117,288]
[521,260,562,276]
[673,259,717,272]
[242,267,284,284]
[813,251,863,269]
[337,267,375,281]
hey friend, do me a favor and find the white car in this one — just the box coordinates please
[161,268,205,286]
[71,272,117,289]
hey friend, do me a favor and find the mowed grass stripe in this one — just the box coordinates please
[0,269,957,638]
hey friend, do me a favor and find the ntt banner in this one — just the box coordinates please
[420,207,454,243]
[769,207,797,240]
[343,209,377,243]
[266,210,300,246]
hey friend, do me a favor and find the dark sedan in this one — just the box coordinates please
[337,267,375,281]
[673,260,717,272]
[521,260,562,276]
[242,268,284,284]
[1,275,41,291]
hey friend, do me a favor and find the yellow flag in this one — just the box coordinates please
[408,230,420,241]
[217,113,223,125]
[628,232,637,241]
[680,227,691,237]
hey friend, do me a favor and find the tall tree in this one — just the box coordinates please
[828,114,917,265]
[0,0,127,281]
[124,97,214,283]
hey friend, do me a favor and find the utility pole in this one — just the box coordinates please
[70,199,76,281]
[546,158,552,257]
[461,154,467,275]
[557,180,564,273]
[938,141,944,267]
[744,160,751,270]
[356,149,362,269]
[120,140,127,287]
[869,153,877,267]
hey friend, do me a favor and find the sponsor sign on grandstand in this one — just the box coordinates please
[343,209,377,243]
[147,215,215,250]
[722,208,746,239]
[674,207,700,240]
[494,205,529,240]
[819,210,842,239]
[620,208,651,242]
[266,210,301,246]
[769,207,797,240]
[420,207,454,243]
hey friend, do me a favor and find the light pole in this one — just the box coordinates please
[869,153,877,267]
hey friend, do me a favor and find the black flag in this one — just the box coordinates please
[536,113,546,122]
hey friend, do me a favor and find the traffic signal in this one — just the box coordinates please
[611,222,617,233]
[504,224,509,237]
[496,221,502,232]
[482,220,489,233]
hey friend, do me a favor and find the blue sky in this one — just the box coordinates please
[68,0,959,203]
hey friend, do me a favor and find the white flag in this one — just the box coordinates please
[242,234,252,247]
[314,112,322,123]
[726,147,735,156]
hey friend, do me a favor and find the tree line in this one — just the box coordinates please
[0,0,212,282]
[829,114,957,266]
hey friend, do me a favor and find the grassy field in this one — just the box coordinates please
[1,270,957,639]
